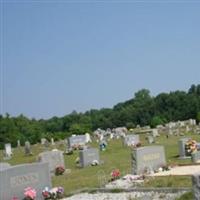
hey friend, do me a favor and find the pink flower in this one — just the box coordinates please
[11,197,19,200]
[24,187,36,199]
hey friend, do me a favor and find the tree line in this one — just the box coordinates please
[0,84,200,149]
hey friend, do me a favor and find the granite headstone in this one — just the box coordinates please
[132,146,166,175]
[79,148,100,168]
[0,162,51,200]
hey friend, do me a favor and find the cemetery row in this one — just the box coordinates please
[1,130,200,200]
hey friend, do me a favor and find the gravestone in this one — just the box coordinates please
[132,146,166,175]
[4,143,12,158]
[41,138,47,145]
[123,134,140,146]
[44,140,50,149]
[79,148,100,168]
[38,150,65,173]
[24,141,32,155]
[17,140,21,147]
[51,138,55,145]
[0,162,11,171]
[85,133,92,143]
[192,173,200,200]
[68,135,86,148]
[178,138,191,158]
[191,151,200,163]
[0,162,51,200]
[147,135,155,144]
[152,129,159,137]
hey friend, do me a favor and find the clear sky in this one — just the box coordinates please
[1,1,200,119]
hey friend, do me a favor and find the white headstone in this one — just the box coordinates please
[5,143,12,157]
[85,133,92,143]
[51,138,55,145]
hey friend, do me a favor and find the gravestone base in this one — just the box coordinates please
[178,156,191,159]
[3,156,12,160]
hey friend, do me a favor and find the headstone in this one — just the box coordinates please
[192,173,200,200]
[4,143,12,158]
[17,140,21,147]
[152,129,159,137]
[68,135,86,149]
[147,135,155,144]
[41,138,47,145]
[0,162,51,200]
[79,148,100,168]
[44,140,49,149]
[123,134,140,147]
[38,150,65,173]
[51,138,55,145]
[0,162,11,171]
[85,133,92,143]
[24,141,31,155]
[132,146,166,175]
[178,138,191,158]
[191,151,200,163]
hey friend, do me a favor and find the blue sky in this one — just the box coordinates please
[1,1,200,119]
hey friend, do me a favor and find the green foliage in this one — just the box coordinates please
[150,116,166,127]
[1,84,200,148]
[197,111,200,123]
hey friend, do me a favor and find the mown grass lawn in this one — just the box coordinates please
[0,132,199,196]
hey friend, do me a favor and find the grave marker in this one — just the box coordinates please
[192,173,200,200]
[68,135,86,149]
[79,148,100,168]
[38,150,65,173]
[132,146,166,175]
[0,162,51,200]
[123,134,140,146]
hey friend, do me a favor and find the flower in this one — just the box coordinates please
[11,197,19,200]
[42,186,64,199]
[185,139,197,155]
[24,187,36,200]
[55,165,65,176]
[111,169,120,180]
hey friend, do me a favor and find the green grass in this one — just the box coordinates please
[175,192,193,200]
[0,132,199,196]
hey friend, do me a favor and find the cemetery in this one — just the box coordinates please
[0,120,200,200]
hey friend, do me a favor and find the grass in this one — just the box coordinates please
[0,132,199,196]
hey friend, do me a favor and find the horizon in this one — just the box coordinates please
[1,1,200,119]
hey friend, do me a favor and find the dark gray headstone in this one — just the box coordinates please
[132,146,166,175]
[192,151,200,163]
[0,162,51,200]
[123,134,140,146]
[68,135,86,148]
[79,148,100,168]
[192,173,200,200]
[0,162,11,171]
[38,150,65,173]
[178,138,191,158]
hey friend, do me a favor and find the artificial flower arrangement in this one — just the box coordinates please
[23,187,37,200]
[185,139,197,156]
[91,159,99,166]
[110,169,120,181]
[55,165,65,176]
[72,144,84,150]
[42,186,64,200]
